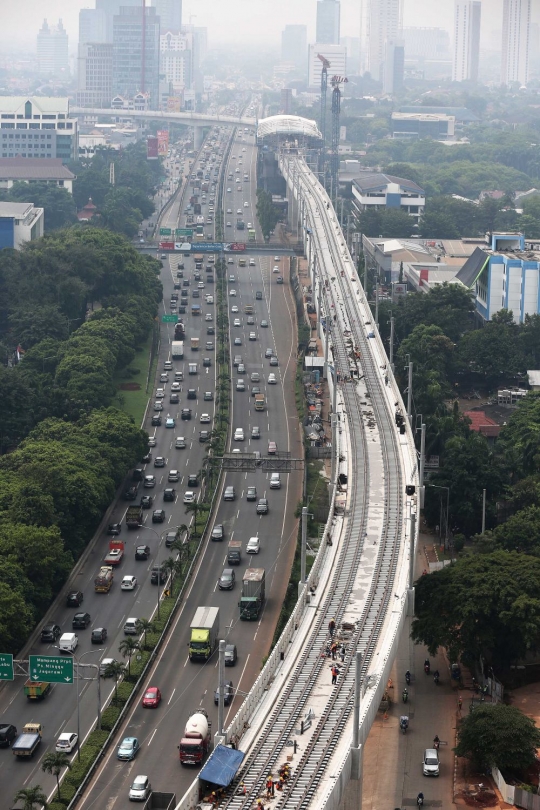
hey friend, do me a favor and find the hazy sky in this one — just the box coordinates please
[1,0,506,50]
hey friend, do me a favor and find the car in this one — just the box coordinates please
[121,575,137,591]
[135,545,151,560]
[183,491,195,504]
[224,486,236,501]
[117,737,140,761]
[154,456,165,467]
[229,274,236,282]
[155,388,164,399]
[247,316,254,325]
[160,373,168,382]
[181,408,192,420]
[228,257,234,264]
[148,436,157,447]
[171,381,181,391]
[203,357,211,367]
[152,509,166,523]
[107,522,122,537]
[166,417,175,429]
[199,430,210,442]
[234,428,244,441]
[249,332,256,341]
[423,748,440,777]
[141,686,162,709]
[214,681,234,705]
[231,305,239,313]
[165,531,178,547]
[277,276,283,284]
[150,565,166,584]
[233,318,241,327]
[251,386,261,397]
[170,393,180,404]
[91,627,107,643]
[67,591,83,607]
[270,356,278,366]
[144,475,156,488]
[244,201,248,207]
[236,380,245,391]
[246,486,257,501]
[168,469,180,482]
[124,484,139,500]
[72,611,91,629]
[273,265,280,273]
[151,415,162,426]
[175,436,187,448]
[205,313,213,322]
[187,388,197,399]
[251,426,260,439]
[238,363,246,374]
[41,622,61,643]
[207,326,215,335]
[256,498,269,515]
[250,372,260,382]
[140,495,153,509]
[218,568,235,590]
[161,254,166,259]
[234,355,242,367]
[227,187,232,193]
[234,337,242,346]
[227,208,232,213]
[246,536,260,554]
[200,413,211,423]
[174,371,184,382]
[261,320,268,327]
[192,290,200,298]
[129,775,152,801]
[274,256,280,262]
[124,617,138,635]
[268,440,277,454]
[237,208,242,215]
[56,732,78,753]
[164,360,173,370]
[211,524,224,541]
[249,258,255,266]
[203,391,213,401]
[224,644,237,666]
[268,373,277,384]
[265,348,273,358]
[163,488,176,501]
[230,289,237,297]
[0,724,18,747]
[153,401,163,411]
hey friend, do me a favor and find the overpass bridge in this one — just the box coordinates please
[177,153,419,809]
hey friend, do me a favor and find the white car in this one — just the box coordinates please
[183,491,195,504]
[229,274,235,282]
[200,413,211,423]
[175,436,186,448]
[227,208,232,214]
[121,575,137,591]
[244,201,248,207]
[233,318,241,327]
[249,258,255,266]
[206,295,214,304]
[268,373,277,384]
[249,332,256,341]
[237,209,242,215]
[236,380,245,391]
[226,222,232,227]
[234,428,245,441]
[129,775,152,802]
[148,436,157,447]
[274,256,280,262]
[171,382,181,391]
[273,266,280,273]
[205,313,213,321]
[56,732,78,753]
[229,289,237,297]
[155,388,165,399]
[231,305,239,313]
[246,536,260,554]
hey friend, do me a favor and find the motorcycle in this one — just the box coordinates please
[433,670,440,685]
[417,793,424,807]
[424,659,430,675]
[433,736,440,750]
[405,670,411,685]
[400,716,409,734]
[402,688,408,703]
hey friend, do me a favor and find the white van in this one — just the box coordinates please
[270,473,281,489]
[59,632,78,653]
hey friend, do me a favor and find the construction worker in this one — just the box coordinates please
[331,642,338,660]
[266,777,273,798]
[331,664,339,685]
[328,618,336,637]
[276,779,283,792]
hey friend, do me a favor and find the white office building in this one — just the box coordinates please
[366,0,401,82]
[308,44,346,88]
[452,1,482,82]
[37,19,69,77]
[0,202,44,250]
[501,0,530,85]
[160,31,193,93]
[316,0,341,45]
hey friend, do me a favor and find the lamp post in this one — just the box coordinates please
[428,485,450,550]
[140,524,185,619]
[55,647,103,761]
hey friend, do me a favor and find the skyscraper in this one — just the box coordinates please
[452,1,481,82]
[79,9,107,45]
[95,0,141,43]
[281,25,308,69]
[316,0,341,45]
[77,43,113,108]
[153,0,182,32]
[37,19,69,76]
[501,0,530,85]
[383,40,404,93]
[366,0,401,82]
[113,5,160,108]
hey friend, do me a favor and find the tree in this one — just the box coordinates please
[13,786,48,810]
[41,751,71,801]
[457,310,522,387]
[184,500,208,535]
[455,703,540,773]
[8,182,77,231]
[497,392,540,479]
[412,551,540,668]
[103,660,126,703]
[490,506,540,555]
[118,637,140,677]
[135,618,154,649]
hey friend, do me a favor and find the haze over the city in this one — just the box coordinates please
[0,0,506,48]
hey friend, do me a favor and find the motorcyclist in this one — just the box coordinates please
[417,792,424,806]
[402,688,408,703]
[400,715,409,733]
[424,658,430,674]
[405,670,411,684]
[433,735,440,749]
[433,669,440,684]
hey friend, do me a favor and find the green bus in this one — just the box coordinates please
[248,228,256,242]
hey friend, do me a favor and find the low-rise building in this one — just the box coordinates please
[352,173,425,222]
[0,96,78,162]
[391,112,455,140]
[0,157,75,194]
[0,202,44,249]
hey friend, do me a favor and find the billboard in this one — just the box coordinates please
[157,130,169,157]
[147,136,158,160]
[158,242,248,253]
[159,241,175,250]
[224,243,246,252]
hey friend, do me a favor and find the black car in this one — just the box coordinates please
[0,724,17,747]
[181,409,192,420]
[132,468,144,481]
[218,568,235,590]
[72,612,91,629]
[40,622,61,643]
[256,498,269,515]
[174,282,181,289]
[207,326,215,335]
[203,357,211,367]
[135,544,151,560]
[66,590,83,607]
[163,488,176,501]
[211,524,224,542]
[165,531,178,547]
[140,495,153,509]
[178,305,186,314]
[124,485,138,501]
[187,389,197,400]
[152,509,166,523]
[91,627,107,644]
[199,430,210,442]
[214,681,234,706]
[187,474,199,487]
[224,644,237,666]
[151,414,162,427]
[151,565,167,584]
[170,393,180,404]
[107,523,122,536]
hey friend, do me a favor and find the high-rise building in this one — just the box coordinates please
[341,36,361,74]
[37,19,69,77]
[402,27,451,60]
[452,1,481,82]
[308,43,346,87]
[153,0,182,32]
[316,0,340,45]
[113,5,160,109]
[281,25,308,69]
[383,39,404,93]
[501,0,530,85]
[77,43,113,108]
[366,0,401,82]
[95,0,141,43]
[160,30,193,93]
[79,9,108,45]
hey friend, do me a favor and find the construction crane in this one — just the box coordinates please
[330,74,348,200]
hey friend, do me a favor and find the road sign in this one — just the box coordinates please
[0,653,14,681]
[160,227,172,236]
[162,315,178,323]
[176,228,193,238]
[29,655,74,684]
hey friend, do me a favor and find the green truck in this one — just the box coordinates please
[188,606,219,661]
[24,680,51,701]
[239,568,265,620]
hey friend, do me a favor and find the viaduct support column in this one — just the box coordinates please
[193,126,204,150]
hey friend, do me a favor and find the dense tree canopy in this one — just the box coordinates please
[455,704,540,773]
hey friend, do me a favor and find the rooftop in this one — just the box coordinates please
[353,172,424,194]
[0,201,36,217]
[0,96,70,114]
[463,410,500,438]
[0,158,75,181]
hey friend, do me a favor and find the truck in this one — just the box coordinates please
[254,393,265,411]
[178,709,211,765]
[236,220,245,230]
[174,322,185,339]
[142,793,176,810]
[12,723,43,758]
[227,540,242,565]
[126,504,143,528]
[193,203,202,215]
[248,228,256,242]
[190,337,199,350]
[104,540,124,566]
[172,341,184,359]
[94,565,114,593]
[239,568,265,620]
[188,607,219,661]
[23,680,51,701]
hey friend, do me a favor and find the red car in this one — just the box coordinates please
[142,687,161,708]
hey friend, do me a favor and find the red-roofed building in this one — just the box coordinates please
[77,198,97,222]
[464,410,500,440]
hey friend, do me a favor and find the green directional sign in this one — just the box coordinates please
[0,653,14,681]
[29,655,73,684]
[161,314,178,323]
[176,228,193,238]
[160,227,172,236]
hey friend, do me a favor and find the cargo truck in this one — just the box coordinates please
[227,540,242,565]
[12,723,43,758]
[126,504,143,528]
[104,540,124,566]
[94,565,114,593]
[188,607,219,661]
[174,322,185,339]
[190,337,199,350]
[254,393,265,411]
[142,792,176,810]
[24,680,51,701]
[172,341,184,359]
[239,568,265,620]
[178,709,211,765]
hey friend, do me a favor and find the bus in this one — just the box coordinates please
[195,224,204,236]
[248,229,256,242]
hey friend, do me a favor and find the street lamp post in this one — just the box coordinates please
[429,485,450,549]
[140,524,185,619]
[55,648,103,761]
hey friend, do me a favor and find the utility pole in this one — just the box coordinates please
[406,361,413,425]
[481,488,486,534]
[389,316,395,372]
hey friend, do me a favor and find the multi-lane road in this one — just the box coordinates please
[0,122,303,809]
